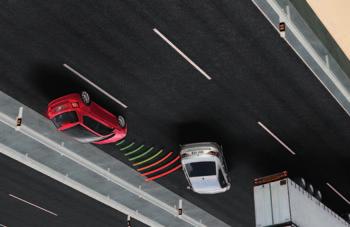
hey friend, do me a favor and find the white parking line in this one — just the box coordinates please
[257,121,296,155]
[153,28,212,80]
[326,183,350,205]
[9,194,58,216]
[63,63,128,109]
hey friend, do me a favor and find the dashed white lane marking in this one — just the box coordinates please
[9,194,58,216]
[326,183,350,205]
[153,28,212,80]
[257,121,296,155]
[63,63,128,109]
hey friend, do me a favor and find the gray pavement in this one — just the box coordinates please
[0,90,226,227]
[0,154,147,227]
[0,0,349,226]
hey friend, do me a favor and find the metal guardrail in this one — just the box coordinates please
[0,90,230,227]
[0,110,208,227]
[252,0,350,117]
[0,142,163,227]
[0,112,163,227]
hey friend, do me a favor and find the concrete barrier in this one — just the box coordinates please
[252,0,350,117]
[0,90,229,227]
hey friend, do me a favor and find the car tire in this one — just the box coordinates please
[117,115,126,128]
[81,91,91,106]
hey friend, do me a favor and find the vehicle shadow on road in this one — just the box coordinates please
[28,64,126,117]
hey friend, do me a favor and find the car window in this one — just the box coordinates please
[62,124,103,143]
[218,169,228,188]
[51,111,78,128]
[185,161,216,177]
[83,116,113,136]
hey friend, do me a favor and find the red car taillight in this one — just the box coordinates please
[54,105,66,112]
[71,102,79,108]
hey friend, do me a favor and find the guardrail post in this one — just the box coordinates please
[15,107,23,131]
[285,5,291,21]
[178,199,183,215]
[325,55,330,68]
[138,185,142,198]
[278,3,291,39]
[127,215,131,227]
[279,22,286,38]
[107,168,110,181]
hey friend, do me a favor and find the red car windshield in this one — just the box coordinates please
[51,110,114,143]
[62,124,103,143]
[51,111,78,128]
[82,116,113,136]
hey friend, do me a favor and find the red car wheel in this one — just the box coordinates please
[118,115,126,128]
[81,91,91,106]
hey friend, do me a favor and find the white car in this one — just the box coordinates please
[180,142,231,194]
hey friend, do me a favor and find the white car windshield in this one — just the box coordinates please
[185,161,216,177]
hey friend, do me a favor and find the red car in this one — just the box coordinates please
[47,91,127,144]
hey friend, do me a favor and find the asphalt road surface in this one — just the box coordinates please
[0,154,147,227]
[0,1,349,226]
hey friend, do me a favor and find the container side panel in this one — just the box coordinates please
[254,184,273,227]
[270,180,291,224]
[289,181,349,227]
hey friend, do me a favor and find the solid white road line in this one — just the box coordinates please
[153,28,212,80]
[63,63,128,109]
[9,194,58,216]
[257,121,296,155]
[326,183,350,205]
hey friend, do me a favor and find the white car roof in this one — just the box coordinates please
[180,142,230,194]
[182,157,224,193]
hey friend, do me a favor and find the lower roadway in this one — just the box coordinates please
[0,154,147,227]
[0,0,349,226]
